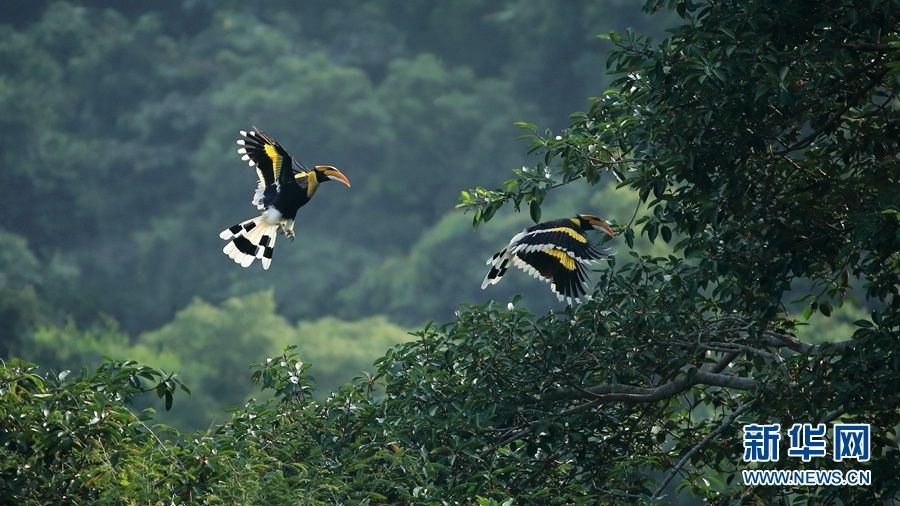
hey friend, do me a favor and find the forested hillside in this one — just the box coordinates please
[1,1,896,504]
[1,0,665,429]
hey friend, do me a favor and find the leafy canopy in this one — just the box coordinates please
[1,0,898,504]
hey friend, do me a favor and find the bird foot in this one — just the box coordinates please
[280,220,296,241]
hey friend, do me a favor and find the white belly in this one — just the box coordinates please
[262,207,283,225]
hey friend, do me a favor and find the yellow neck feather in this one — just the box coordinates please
[306,171,319,198]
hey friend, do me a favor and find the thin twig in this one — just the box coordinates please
[840,42,891,51]
[819,406,846,424]
[652,401,755,499]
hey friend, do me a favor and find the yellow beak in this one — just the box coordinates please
[589,217,615,238]
[317,166,351,188]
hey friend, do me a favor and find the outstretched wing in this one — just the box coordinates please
[513,248,593,304]
[510,223,605,263]
[236,128,295,210]
[482,219,607,304]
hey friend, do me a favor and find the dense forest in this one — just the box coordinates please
[1,0,898,504]
[1,0,667,429]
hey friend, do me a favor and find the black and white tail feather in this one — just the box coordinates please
[219,217,279,270]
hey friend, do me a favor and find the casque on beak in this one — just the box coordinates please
[588,216,615,238]
[317,165,351,187]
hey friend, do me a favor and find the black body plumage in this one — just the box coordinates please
[218,128,350,270]
[482,215,614,304]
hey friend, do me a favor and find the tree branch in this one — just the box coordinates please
[480,396,606,459]
[489,330,858,460]
[841,42,891,51]
[762,331,811,353]
[709,351,739,373]
[652,401,755,499]
[775,69,887,154]
[532,352,753,405]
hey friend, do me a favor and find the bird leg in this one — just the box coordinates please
[281,220,296,242]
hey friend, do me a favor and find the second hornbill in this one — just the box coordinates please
[219,128,350,269]
[482,214,615,304]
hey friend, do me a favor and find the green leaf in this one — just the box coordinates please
[482,203,497,222]
[647,222,658,243]
[801,305,814,320]
[529,200,542,223]
[661,225,672,243]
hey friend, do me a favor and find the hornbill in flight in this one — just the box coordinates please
[482,214,615,304]
[219,128,350,269]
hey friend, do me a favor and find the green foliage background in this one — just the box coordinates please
[1,1,897,504]
[0,0,664,429]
